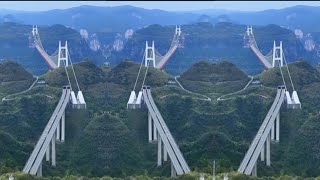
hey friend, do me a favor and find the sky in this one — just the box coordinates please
[0,1,320,12]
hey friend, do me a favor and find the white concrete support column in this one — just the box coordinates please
[276,113,280,142]
[52,133,56,166]
[153,121,157,141]
[266,133,271,166]
[58,41,62,67]
[171,163,176,177]
[46,145,50,162]
[157,133,162,166]
[252,162,257,177]
[271,122,275,141]
[56,120,60,141]
[61,111,65,142]
[164,146,168,161]
[148,112,152,142]
[36,162,42,177]
[260,142,265,161]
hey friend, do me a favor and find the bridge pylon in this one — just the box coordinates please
[246,25,253,36]
[145,41,156,68]
[58,41,69,67]
[32,25,38,36]
[272,41,283,67]
[175,25,181,36]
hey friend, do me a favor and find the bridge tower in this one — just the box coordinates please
[272,41,283,67]
[145,41,156,68]
[58,41,69,67]
[243,26,253,48]
[32,25,38,36]
[175,25,181,36]
[246,26,253,36]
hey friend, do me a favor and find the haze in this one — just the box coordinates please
[0,1,320,12]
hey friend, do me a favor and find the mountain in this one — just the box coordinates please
[224,5,320,32]
[3,5,320,33]
[109,22,317,75]
[1,60,320,179]
[0,5,198,33]
[0,22,104,75]
[179,61,250,94]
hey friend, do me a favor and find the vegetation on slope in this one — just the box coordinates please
[179,60,250,94]
[0,61,34,98]
[1,60,320,179]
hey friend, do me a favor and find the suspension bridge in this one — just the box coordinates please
[22,26,87,176]
[244,26,281,69]
[145,25,183,69]
[238,27,301,176]
[126,26,190,176]
[17,24,306,178]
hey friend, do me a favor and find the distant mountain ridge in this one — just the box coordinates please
[1,5,320,33]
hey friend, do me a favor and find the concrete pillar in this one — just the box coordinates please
[148,112,152,142]
[252,162,257,177]
[56,120,60,141]
[52,133,56,166]
[61,111,65,142]
[260,142,265,161]
[157,133,162,166]
[171,163,176,177]
[271,123,275,140]
[36,162,42,177]
[164,145,168,161]
[276,113,280,142]
[46,145,50,161]
[153,121,157,141]
[266,133,271,166]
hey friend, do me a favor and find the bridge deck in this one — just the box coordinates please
[23,87,71,175]
[250,44,272,69]
[238,87,285,174]
[35,44,58,69]
[143,88,190,174]
[156,44,178,69]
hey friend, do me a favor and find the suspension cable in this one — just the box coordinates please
[133,49,146,91]
[67,51,81,91]
[278,61,287,90]
[141,60,151,91]
[283,52,295,91]
[63,61,72,89]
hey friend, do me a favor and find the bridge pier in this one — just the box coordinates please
[164,146,168,161]
[271,123,275,141]
[266,133,271,166]
[252,162,257,177]
[157,133,162,166]
[171,163,177,177]
[148,112,152,142]
[260,143,265,161]
[56,120,60,141]
[46,145,50,162]
[61,111,65,142]
[52,133,56,166]
[153,121,157,141]
[276,113,280,142]
[36,162,42,177]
